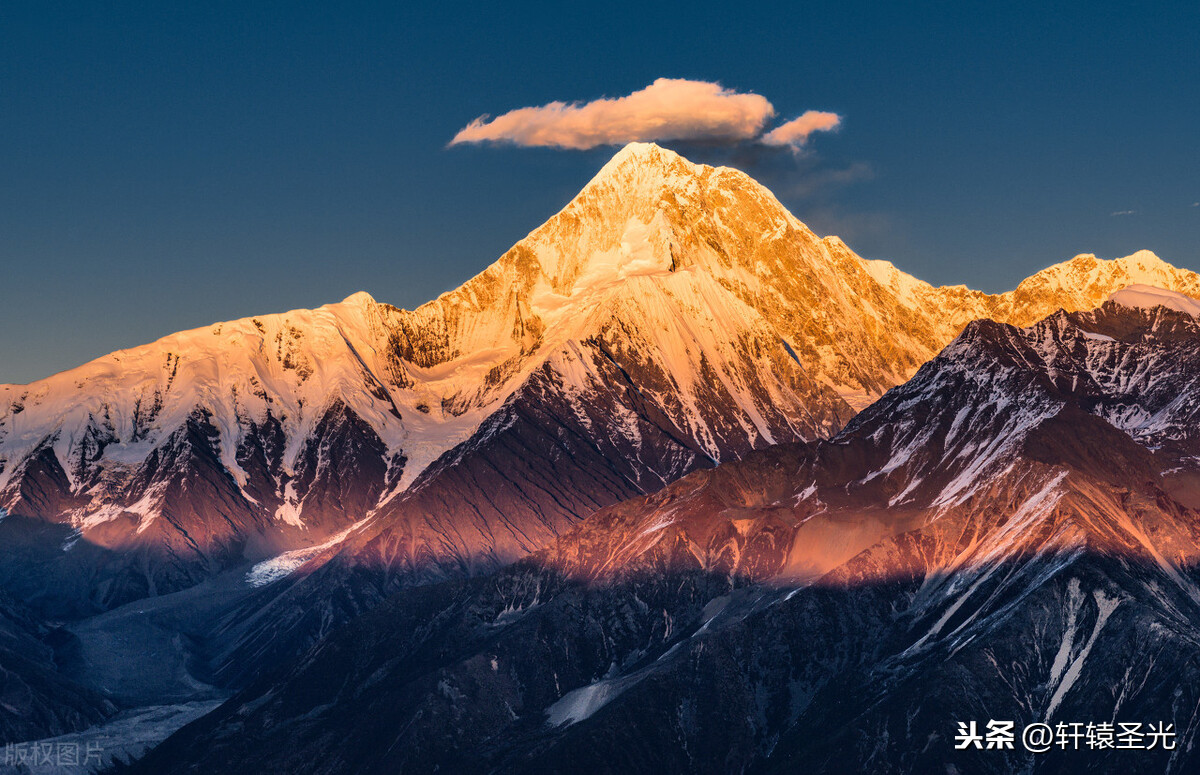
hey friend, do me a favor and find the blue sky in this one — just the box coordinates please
[2,1,1198,383]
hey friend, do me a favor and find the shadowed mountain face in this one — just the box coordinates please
[0,588,116,743]
[122,296,1200,773]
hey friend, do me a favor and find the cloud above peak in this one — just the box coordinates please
[450,79,838,151]
[761,111,842,151]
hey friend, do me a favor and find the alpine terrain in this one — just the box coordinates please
[0,143,1197,773]
[128,288,1200,775]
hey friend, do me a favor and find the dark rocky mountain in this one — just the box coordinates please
[119,292,1200,773]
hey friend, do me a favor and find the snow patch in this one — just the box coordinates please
[545,672,644,727]
[244,522,361,587]
[1044,583,1120,718]
[1108,284,1200,317]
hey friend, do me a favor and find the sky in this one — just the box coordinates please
[2,0,1198,384]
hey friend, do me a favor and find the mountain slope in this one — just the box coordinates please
[127,290,1200,774]
[190,147,1200,687]
[206,241,1200,687]
[0,588,116,743]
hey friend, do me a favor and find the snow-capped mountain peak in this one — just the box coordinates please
[338,290,378,307]
[588,140,688,181]
[1007,249,1196,307]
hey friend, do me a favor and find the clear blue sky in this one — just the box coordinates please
[2,1,1198,383]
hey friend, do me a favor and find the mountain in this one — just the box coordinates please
[4,143,1200,763]
[864,247,1200,335]
[3,143,1197,619]
[126,289,1200,774]
[193,148,1200,688]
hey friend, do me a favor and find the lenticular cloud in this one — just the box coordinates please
[450,78,839,151]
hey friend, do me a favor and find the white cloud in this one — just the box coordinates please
[450,79,841,153]
[450,79,775,150]
[760,111,842,151]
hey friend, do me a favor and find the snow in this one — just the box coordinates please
[1108,284,1200,317]
[565,214,675,300]
[274,482,303,527]
[835,386,881,413]
[1018,251,1178,298]
[1046,578,1084,689]
[695,595,730,635]
[0,286,540,525]
[1111,505,1200,606]
[903,469,1069,656]
[545,672,644,727]
[636,506,680,537]
[794,483,817,503]
[861,258,933,306]
[0,149,833,519]
[245,551,314,588]
[930,398,1058,508]
[244,521,363,587]
[0,295,404,490]
[63,479,167,533]
[1044,582,1120,718]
